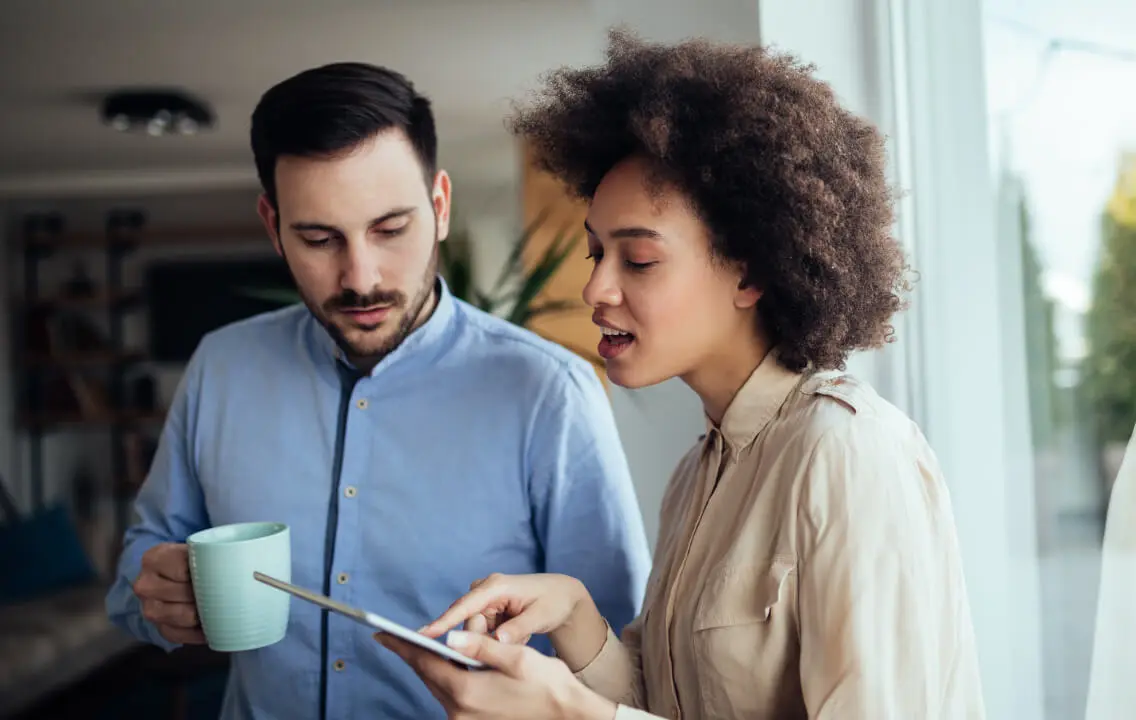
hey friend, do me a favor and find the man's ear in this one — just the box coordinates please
[432,170,452,241]
[257,193,283,256]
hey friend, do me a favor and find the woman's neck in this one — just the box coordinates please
[682,330,771,427]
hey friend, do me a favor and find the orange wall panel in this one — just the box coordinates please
[519,141,606,383]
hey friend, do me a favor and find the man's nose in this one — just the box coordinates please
[340,240,382,293]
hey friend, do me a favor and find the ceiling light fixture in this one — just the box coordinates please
[100,89,215,136]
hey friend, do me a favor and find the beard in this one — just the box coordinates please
[286,240,440,368]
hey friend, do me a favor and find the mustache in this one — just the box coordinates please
[325,288,406,311]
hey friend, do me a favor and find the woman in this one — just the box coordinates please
[377,29,986,719]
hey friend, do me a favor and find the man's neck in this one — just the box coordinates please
[411,279,441,335]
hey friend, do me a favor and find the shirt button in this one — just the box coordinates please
[356,398,368,410]
[344,486,357,498]
[333,659,346,672]
[337,572,349,585]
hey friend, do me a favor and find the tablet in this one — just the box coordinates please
[252,571,485,669]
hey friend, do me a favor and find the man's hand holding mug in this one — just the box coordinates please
[133,543,206,645]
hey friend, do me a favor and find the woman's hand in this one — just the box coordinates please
[420,573,605,667]
[376,630,617,720]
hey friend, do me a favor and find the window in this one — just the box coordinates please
[891,0,1136,717]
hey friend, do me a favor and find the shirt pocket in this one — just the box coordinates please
[693,555,796,631]
[691,556,798,716]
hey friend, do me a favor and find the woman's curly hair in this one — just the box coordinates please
[508,29,912,372]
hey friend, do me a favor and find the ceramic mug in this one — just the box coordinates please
[186,521,291,652]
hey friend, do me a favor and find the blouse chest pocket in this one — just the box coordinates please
[690,556,799,717]
[693,555,796,631]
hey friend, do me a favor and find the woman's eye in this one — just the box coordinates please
[626,260,656,270]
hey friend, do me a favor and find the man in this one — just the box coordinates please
[105,62,651,720]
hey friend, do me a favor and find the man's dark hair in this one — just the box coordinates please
[250,62,437,206]
[508,29,912,372]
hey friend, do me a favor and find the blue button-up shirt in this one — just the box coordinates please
[106,278,652,720]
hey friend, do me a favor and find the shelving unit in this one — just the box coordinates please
[15,210,265,572]
[18,210,152,571]
[3,212,267,719]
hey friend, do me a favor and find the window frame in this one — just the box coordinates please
[884,0,1046,716]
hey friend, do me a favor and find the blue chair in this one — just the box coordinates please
[0,473,98,604]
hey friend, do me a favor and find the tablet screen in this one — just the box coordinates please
[252,571,485,669]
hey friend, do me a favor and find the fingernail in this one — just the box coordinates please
[446,631,469,648]
[496,631,510,644]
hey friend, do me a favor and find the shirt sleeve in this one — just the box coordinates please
[574,618,648,710]
[527,360,653,639]
[104,347,211,651]
[795,416,986,719]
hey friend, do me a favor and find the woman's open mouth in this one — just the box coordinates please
[598,326,635,360]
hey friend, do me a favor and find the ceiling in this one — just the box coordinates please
[0,0,608,200]
[10,0,1131,205]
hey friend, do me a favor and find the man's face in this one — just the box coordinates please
[257,130,451,369]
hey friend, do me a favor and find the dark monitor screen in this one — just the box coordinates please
[145,258,297,362]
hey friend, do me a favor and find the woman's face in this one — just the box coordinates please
[582,156,761,389]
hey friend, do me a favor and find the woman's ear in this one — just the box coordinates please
[734,279,762,310]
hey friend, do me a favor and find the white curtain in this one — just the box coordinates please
[1085,423,1136,720]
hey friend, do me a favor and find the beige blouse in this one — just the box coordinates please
[576,350,986,719]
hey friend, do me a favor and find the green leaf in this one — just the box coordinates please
[505,227,581,326]
[473,289,496,313]
[489,207,554,296]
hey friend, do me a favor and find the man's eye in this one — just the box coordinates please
[303,237,332,247]
[377,226,407,238]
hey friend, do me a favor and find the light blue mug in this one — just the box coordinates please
[186,521,292,652]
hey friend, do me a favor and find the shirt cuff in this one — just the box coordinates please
[614,706,664,720]
[573,625,636,705]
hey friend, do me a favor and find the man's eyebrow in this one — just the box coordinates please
[289,221,339,234]
[289,207,417,234]
[369,207,416,226]
[584,219,662,239]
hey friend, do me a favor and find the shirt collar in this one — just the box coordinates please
[707,346,807,451]
[312,274,457,377]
